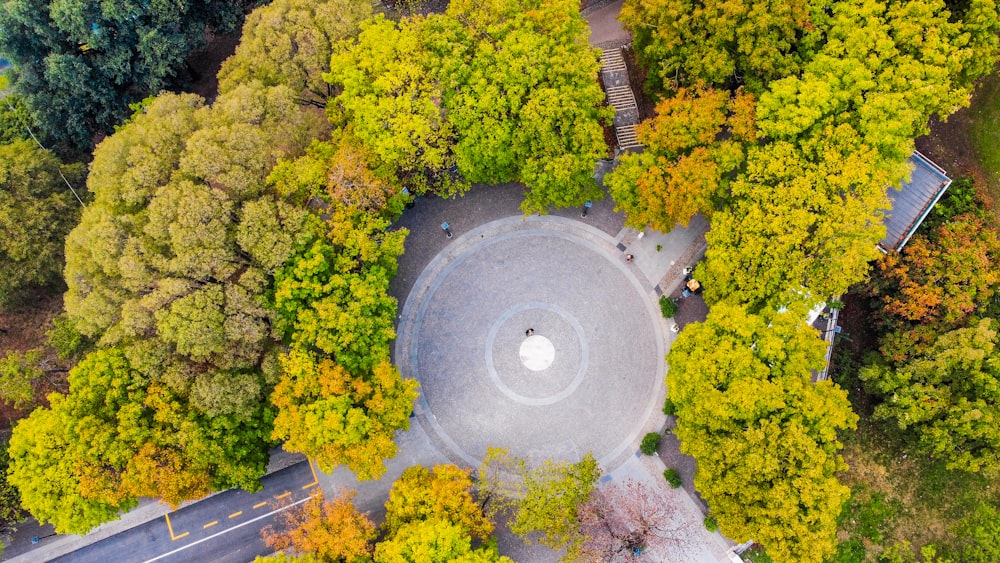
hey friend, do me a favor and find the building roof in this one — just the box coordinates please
[879,151,952,253]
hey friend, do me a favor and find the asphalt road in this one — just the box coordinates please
[54,461,320,563]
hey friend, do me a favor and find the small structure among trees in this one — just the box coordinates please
[879,151,953,253]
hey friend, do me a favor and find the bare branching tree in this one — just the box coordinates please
[575,479,697,562]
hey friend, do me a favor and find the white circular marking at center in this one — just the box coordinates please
[519,335,555,371]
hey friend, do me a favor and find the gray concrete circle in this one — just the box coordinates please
[396,216,665,471]
[485,301,589,405]
[519,335,554,371]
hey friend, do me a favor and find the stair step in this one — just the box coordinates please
[606,86,638,110]
[600,48,627,72]
[615,124,642,149]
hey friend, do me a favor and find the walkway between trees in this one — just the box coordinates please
[586,0,643,152]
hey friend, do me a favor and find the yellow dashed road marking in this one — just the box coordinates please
[253,501,268,509]
[229,511,242,519]
[203,521,218,529]
[276,491,291,500]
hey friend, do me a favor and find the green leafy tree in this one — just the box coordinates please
[699,132,888,310]
[265,128,415,481]
[7,349,142,533]
[0,437,28,554]
[755,0,995,166]
[439,0,611,213]
[0,139,84,306]
[374,518,511,563]
[382,465,493,541]
[950,503,1000,562]
[375,464,511,563]
[606,87,751,231]
[327,0,611,211]
[478,449,600,555]
[620,0,822,92]
[254,555,322,563]
[861,319,1000,474]
[44,83,325,529]
[666,304,857,562]
[270,351,418,480]
[0,89,38,144]
[9,346,275,534]
[218,0,374,105]
[0,349,48,410]
[0,0,248,149]
[327,15,463,196]
[271,219,405,374]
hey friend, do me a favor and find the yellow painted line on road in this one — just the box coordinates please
[229,511,242,519]
[146,496,313,563]
[164,513,189,541]
[253,501,268,509]
[203,520,218,529]
[302,458,319,490]
[276,491,291,500]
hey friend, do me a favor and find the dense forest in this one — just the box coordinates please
[1,0,999,561]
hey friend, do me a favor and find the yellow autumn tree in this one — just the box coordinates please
[666,303,857,562]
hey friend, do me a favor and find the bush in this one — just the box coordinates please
[704,514,719,532]
[640,432,661,455]
[662,397,676,416]
[663,468,682,488]
[743,545,775,563]
[659,296,678,318]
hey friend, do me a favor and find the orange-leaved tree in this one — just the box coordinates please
[263,489,376,561]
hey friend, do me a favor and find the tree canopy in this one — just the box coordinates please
[621,0,1000,96]
[624,0,1000,314]
[478,448,601,557]
[606,86,752,232]
[375,464,510,563]
[0,139,85,306]
[699,131,889,309]
[7,347,277,534]
[218,0,374,106]
[263,489,377,562]
[866,213,1000,362]
[325,0,610,211]
[0,0,250,149]
[9,79,327,530]
[382,465,493,542]
[576,479,694,562]
[861,319,1000,474]
[621,0,820,92]
[267,135,417,481]
[666,304,857,562]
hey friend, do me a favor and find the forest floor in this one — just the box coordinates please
[0,289,64,432]
[915,68,1000,211]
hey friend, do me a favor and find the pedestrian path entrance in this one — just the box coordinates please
[599,47,642,151]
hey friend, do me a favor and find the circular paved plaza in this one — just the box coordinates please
[396,215,665,471]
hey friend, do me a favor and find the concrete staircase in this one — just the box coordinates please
[599,47,642,151]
